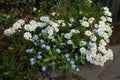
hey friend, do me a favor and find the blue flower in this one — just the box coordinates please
[41,66,46,71]
[33,35,38,40]
[51,38,55,42]
[56,48,61,54]
[60,42,66,46]
[88,59,94,64]
[40,16,49,23]
[85,51,91,55]
[41,28,48,33]
[30,61,35,65]
[64,35,69,39]
[71,64,76,70]
[41,44,46,48]
[37,55,42,59]
[37,52,42,55]
[30,58,34,62]
[64,53,70,58]
[45,46,50,50]
[89,42,94,47]
[76,68,80,72]
[75,54,78,60]
[30,58,35,65]
[40,39,44,44]
[33,42,37,45]
[70,60,75,65]
[26,48,32,53]
[94,29,98,33]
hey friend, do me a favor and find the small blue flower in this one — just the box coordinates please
[94,29,98,33]
[64,35,69,39]
[85,51,91,55]
[51,38,55,42]
[41,44,46,48]
[37,55,42,59]
[37,52,42,55]
[45,46,50,50]
[56,48,61,54]
[76,68,80,72]
[89,42,94,47]
[64,53,70,58]
[60,42,66,46]
[30,61,35,65]
[41,66,46,71]
[30,58,35,65]
[26,48,32,53]
[88,59,94,64]
[75,54,78,60]
[70,60,75,65]
[41,28,48,33]
[71,64,76,70]
[40,39,44,44]
[40,16,49,23]
[33,35,38,40]
[30,58,34,62]
[33,42,37,45]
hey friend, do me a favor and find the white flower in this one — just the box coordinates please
[93,53,104,66]
[57,20,64,24]
[68,23,72,27]
[67,40,72,44]
[30,20,36,25]
[79,47,86,54]
[100,16,107,22]
[104,10,112,16]
[81,21,89,27]
[106,49,113,60]
[51,12,56,16]
[90,35,97,42]
[106,17,112,22]
[69,18,74,23]
[61,23,66,27]
[17,19,25,25]
[23,32,32,40]
[98,45,107,54]
[99,39,107,46]
[24,24,36,32]
[13,22,21,30]
[103,7,109,11]
[40,16,49,23]
[85,30,92,36]
[37,22,46,28]
[79,40,87,46]
[4,28,15,36]
[88,17,95,24]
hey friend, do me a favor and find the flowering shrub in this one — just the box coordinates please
[4,0,113,73]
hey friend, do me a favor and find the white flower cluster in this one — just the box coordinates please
[4,19,25,36]
[78,7,113,66]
